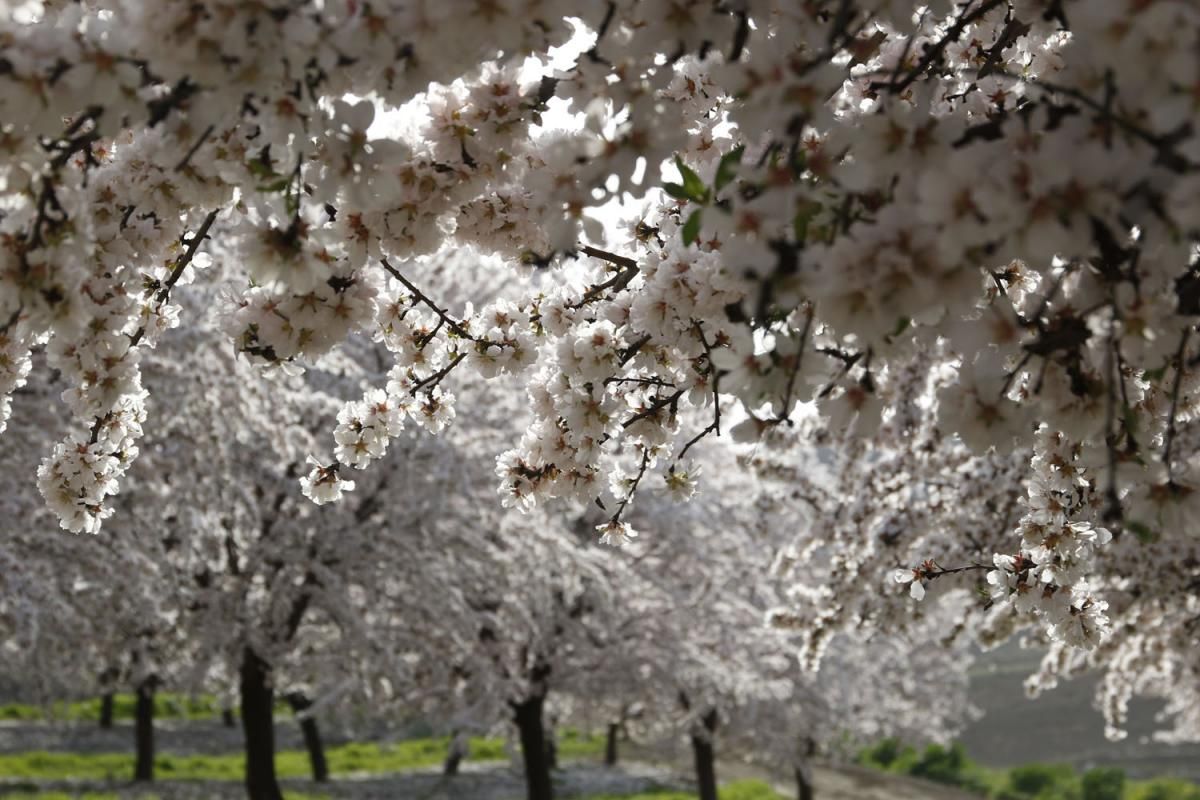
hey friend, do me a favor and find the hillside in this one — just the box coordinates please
[960,642,1200,781]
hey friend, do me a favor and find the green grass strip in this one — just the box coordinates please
[0,734,603,782]
[0,793,330,800]
[0,781,779,800]
[0,695,252,724]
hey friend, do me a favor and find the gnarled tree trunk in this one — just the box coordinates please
[286,692,328,783]
[133,678,155,781]
[513,692,553,800]
[690,709,719,800]
[240,648,283,800]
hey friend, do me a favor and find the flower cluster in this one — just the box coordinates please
[0,330,33,435]
[984,429,1112,648]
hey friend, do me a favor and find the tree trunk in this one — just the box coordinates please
[796,765,815,800]
[604,722,619,766]
[690,710,719,800]
[240,648,283,800]
[99,692,115,730]
[795,736,817,800]
[513,693,554,800]
[443,731,467,777]
[286,692,328,783]
[545,721,557,771]
[222,708,236,728]
[133,680,155,782]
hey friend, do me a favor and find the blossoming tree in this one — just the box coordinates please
[593,434,977,800]
[3,0,1199,759]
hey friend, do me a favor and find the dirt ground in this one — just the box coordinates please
[810,763,977,800]
[721,756,978,800]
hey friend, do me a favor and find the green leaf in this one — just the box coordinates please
[257,178,290,193]
[682,209,703,246]
[888,317,911,338]
[662,182,692,201]
[1126,520,1157,544]
[247,160,279,179]
[674,156,710,204]
[1122,405,1139,438]
[793,202,820,243]
[714,145,745,192]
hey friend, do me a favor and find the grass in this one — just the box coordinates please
[0,695,255,725]
[558,728,607,760]
[0,778,777,800]
[0,794,329,800]
[0,794,132,800]
[858,739,1200,800]
[2,730,1190,800]
[0,733,604,782]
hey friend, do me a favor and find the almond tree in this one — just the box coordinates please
[2,0,1198,747]
[587,433,977,800]
[754,349,1200,746]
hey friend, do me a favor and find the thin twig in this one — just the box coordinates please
[571,246,640,309]
[379,257,475,340]
[622,389,685,429]
[410,352,467,394]
[92,209,220,444]
[677,321,723,462]
[875,0,1006,95]
[174,124,215,172]
[128,208,221,348]
[612,448,652,524]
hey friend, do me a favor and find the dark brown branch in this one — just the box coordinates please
[908,559,992,587]
[0,305,21,336]
[875,0,1006,94]
[1103,302,1122,523]
[88,209,219,445]
[128,208,221,348]
[285,572,319,642]
[1162,327,1191,483]
[605,375,676,389]
[175,124,215,172]
[379,257,475,340]
[410,352,467,394]
[885,7,930,89]
[989,70,1198,173]
[571,246,640,309]
[773,304,814,425]
[677,321,723,462]
[612,447,652,524]
[147,77,197,128]
[617,334,652,366]
[621,389,685,430]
